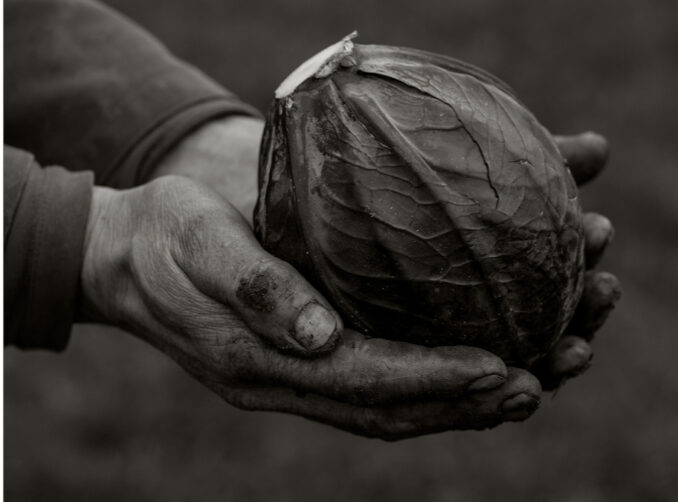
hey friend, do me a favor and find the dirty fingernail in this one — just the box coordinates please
[501,393,540,420]
[548,336,593,375]
[294,303,338,351]
[468,374,506,392]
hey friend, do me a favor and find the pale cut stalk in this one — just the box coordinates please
[275,32,358,99]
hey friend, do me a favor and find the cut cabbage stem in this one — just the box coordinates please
[275,31,358,99]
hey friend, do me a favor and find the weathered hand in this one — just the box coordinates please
[81,174,545,439]
[131,118,621,435]
[532,132,622,389]
[81,177,345,355]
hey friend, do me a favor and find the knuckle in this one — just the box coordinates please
[142,177,225,260]
[240,258,284,283]
[235,258,294,313]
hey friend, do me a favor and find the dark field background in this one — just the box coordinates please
[5,0,678,500]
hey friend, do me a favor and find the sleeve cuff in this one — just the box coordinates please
[108,95,261,188]
[5,149,93,350]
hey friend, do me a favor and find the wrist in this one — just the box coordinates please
[80,185,132,324]
[150,115,264,223]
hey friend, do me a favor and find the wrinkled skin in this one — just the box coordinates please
[81,116,620,440]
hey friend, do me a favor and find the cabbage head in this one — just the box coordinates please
[254,35,585,367]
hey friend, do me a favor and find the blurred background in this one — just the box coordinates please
[5,0,678,500]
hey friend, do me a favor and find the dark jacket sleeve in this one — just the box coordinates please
[4,147,93,350]
[4,0,260,350]
[4,0,260,188]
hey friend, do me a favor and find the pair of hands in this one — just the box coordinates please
[80,116,620,440]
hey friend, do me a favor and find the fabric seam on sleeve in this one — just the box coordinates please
[105,96,260,186]
[4,151,33,244]
[25,174,48,340]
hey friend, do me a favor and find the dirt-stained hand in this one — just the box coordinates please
[80,173,544,440]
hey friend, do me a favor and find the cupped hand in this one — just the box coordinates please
[80,173,542,440]
[102,118,618,439]
[531,132,622,390]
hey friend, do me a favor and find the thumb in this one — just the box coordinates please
[177,202,343,356]
[231,255,344,355]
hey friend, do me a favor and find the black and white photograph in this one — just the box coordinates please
[3,0,677,500]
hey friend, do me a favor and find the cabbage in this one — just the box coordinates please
[254,35,585,366]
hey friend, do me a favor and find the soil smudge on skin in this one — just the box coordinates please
[236,272,278,312]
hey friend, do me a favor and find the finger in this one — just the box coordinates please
[554,132,609,185]
[583,212,614,269]
[455,367,542,428]
[246,330,508,406]
[531,336,593,391]
[214,368,540,440]
[568,271,622,339]
[177,202,342,356]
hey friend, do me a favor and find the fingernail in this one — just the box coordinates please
[468,374,505,392]
[501,393,540,420]
[548,336,593,375]
[293,302,338,351]
[595,273,622,302]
